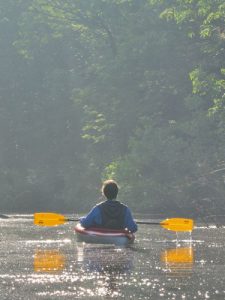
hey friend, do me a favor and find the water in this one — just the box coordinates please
[0,215,225,299]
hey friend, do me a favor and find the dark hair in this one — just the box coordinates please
[102,180,119,200]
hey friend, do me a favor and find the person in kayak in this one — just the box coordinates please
[79,179,137,232]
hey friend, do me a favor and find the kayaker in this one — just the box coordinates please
[79,180,137,232]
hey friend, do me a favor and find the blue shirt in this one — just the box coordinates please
[80,200,138,233]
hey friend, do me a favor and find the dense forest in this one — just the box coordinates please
[1,0,225,217]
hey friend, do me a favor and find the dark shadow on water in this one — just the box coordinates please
[0,214,9,219]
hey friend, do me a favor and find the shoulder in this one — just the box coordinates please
[118,201,128,209]
[95,201,105,208]
[93,202,106,212]
[124,206,134,216]
[86,204,102,215]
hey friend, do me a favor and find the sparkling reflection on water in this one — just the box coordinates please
[0,216,225,299]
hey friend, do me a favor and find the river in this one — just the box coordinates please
[0,215,224,299]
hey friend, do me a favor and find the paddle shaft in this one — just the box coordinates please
[67,219,161,225]
[68,219,163,226]
[67,218,79,222]
[136,221,163,225]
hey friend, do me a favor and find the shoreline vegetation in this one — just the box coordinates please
[0,1,225,215]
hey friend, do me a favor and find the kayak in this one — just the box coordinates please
[74,223,135,246]
[75,224,135,246]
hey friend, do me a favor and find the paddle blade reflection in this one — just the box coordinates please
[161,247,194,277]
[34,249,65,273]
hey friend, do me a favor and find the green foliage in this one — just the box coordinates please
[1,0,225,216]
[82,106,114,144]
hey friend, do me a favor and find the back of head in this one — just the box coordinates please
[102,180,119,200]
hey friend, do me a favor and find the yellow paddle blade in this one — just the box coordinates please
[34,249,65,272]
[34,212,67,226]
[160,218,194,232]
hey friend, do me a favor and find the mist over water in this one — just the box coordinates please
[0,216,224,299]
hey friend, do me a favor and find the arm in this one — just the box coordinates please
[79,206,102,228]
[124,207,138,233]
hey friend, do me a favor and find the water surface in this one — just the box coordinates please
[0,215,224,299]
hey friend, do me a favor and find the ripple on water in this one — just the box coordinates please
[25,239,71,245]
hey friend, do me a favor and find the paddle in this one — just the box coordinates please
[34,213,78,227]
[136,218,194,231]
[34,213,194,232]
